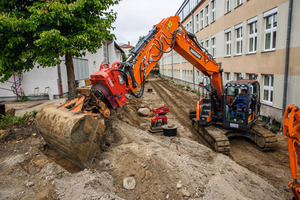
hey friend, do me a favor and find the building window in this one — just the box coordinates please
[186,23,189,32]
[264,8,277,51]
[236,0,242,7]
[248,17,257,53]
[226,0,231,13]
[205,4,209,26]
[211,36,216,58]
[196,13,200,32]
[225,72,231,83]
[189,20,193,32]
[225,28,231,56]
[103,43,108,62]
[211,0,216,22]
[200,40,204,47]
[248,73,255,80]
[205,38,210,53]
[200,9,204,29]
[235,24,243,55]
[235,72,242,80]
[263,74,273,104]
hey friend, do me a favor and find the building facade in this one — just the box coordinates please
[159,0,300,121]
[0,41,124,101]
[120,42,135,57]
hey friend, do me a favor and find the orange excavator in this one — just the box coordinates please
[283,104,300,199]
[35,15,277,168]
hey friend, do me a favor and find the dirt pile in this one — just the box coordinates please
[0,77,292,199]
[93,119,283,199]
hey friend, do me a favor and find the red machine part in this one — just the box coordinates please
[152,106,169,114]
[90,62,129,108]
[151,106,169,126]
[283,104,300,200]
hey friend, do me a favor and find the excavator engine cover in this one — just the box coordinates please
[36,105,106,169]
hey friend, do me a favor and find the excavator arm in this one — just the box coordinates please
[89,15,222,112]
[283,104,300,199]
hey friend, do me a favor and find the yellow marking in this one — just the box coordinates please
[167,21,173,30]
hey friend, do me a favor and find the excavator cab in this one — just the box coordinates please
[223,79,261,130]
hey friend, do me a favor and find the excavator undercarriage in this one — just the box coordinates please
[192,120,277,154]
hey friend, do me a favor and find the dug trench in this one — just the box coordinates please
[0,76,292,199]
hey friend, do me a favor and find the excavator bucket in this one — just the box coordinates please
[35,88,110,169]
[36,105,105,168]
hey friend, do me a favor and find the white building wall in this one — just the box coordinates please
[0,40,123,101]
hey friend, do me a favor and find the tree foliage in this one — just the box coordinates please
[0,0,119,82]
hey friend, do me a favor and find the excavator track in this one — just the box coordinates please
[192,119,277,153]
[249,124,278,151]
[192,119,230,154]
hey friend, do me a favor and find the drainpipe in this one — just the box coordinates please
[57,64,63,97]
[171,50,174,80]
[281,0,293,126]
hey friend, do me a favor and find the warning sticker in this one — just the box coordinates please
[167,21,173,30]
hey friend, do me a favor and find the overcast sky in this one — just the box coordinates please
[111,0,183,46]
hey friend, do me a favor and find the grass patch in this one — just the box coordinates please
[0,110,37,129]
[14,94,29,102]
[176,84,185,89]
[193,89,200,96]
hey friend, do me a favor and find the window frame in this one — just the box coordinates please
[211,0,216,22]
[264,8,277,51]
[236,0,242,7]
[200,9,204,29]
[235,23,243,55]
[262,74,274,105]
[225,72,231,83]
[225,28,231,56]
[205,38,210,53]
[211,35,216,58]
[225,0,231,13]
[247,16,258,53]
[196,13,200,32]
[205,4,210,26]
[103,43,108,62]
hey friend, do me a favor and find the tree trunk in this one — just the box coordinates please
[65,53,77,100]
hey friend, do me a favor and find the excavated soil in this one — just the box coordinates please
[0,76,292,199]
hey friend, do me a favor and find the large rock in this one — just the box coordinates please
[137,108,150,116]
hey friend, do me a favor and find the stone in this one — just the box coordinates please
[182,189,190,197]
[176,181,182,189]
[138,108,150,116]
[123,177,136,190]
[25,181,34,187]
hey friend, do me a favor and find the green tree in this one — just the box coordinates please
[0,0,119,99]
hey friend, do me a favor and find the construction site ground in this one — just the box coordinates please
[0,76,292,200]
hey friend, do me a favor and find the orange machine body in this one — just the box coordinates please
[283,104,300,199]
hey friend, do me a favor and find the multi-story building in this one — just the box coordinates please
[159,0,299,121]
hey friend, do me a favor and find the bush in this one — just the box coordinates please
[0,110,37,129]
